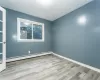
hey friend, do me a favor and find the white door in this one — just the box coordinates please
[0,6,6,72]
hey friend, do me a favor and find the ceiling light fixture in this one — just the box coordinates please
[36,0,53,6]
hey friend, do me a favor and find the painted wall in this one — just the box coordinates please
[52,0,100,68]
[1,0,100,69]
[6,8,52,58]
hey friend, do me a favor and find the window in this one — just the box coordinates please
[17,18,44,42]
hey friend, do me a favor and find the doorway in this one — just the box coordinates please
[0,6,6,72]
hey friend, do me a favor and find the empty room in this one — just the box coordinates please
[0,0,100,80]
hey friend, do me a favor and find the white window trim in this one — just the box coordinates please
[17,18,44,42]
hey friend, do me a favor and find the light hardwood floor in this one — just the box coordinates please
[0,54,100,80]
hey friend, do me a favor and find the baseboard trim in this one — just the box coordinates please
[6,52,100,73]
[7,52,51,63]
[51,52,100,73]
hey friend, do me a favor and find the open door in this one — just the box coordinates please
[0,6,6,72]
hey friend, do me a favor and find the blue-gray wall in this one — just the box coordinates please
[2,0,100,68]
[52,0,100,68]
[6,8,52,58]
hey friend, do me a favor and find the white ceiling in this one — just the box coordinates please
[0,0,93,21]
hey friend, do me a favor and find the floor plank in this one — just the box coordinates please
[0,54,100,80]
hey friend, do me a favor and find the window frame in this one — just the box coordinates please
[17,18,44,42]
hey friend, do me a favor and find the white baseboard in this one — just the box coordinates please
[6,52,100,73]
[51,52,100,73]
[7,52,51,63]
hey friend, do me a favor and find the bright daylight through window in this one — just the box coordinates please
[17,18,44,42]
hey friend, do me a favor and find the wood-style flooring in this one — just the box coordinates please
[0,54,100,80]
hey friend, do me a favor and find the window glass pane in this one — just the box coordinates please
[0,33,2,42]
[0,22,2,31]
[20,22,32,39]
[0,44,2,53]
[33,24,42,39]
[0,11,2,21]
[0,54,2,64]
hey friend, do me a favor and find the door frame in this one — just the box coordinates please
[0,6,6,72]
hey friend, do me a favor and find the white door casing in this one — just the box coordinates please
[0,6,6,72]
